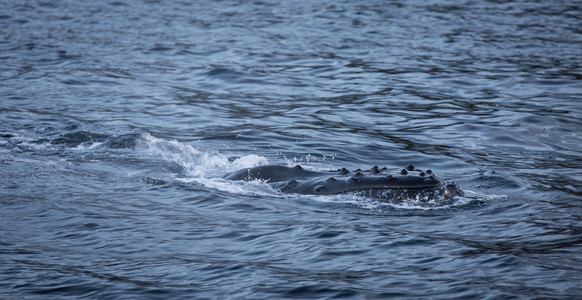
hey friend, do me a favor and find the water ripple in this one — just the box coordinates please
[1,0,582,298]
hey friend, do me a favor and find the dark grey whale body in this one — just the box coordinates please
[225,164,463,201]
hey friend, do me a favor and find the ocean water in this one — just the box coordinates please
[1,0,581,298]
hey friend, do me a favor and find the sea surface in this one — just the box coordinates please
[1,0,582,298]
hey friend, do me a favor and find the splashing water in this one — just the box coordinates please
[138,133,269,177]
[135,133,487,209]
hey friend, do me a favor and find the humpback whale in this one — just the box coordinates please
[225,164,462,201]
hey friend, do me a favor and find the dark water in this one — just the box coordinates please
[1,0,582,298]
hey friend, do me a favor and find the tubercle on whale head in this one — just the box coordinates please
[225,164,462,200]
[443,183,463,199]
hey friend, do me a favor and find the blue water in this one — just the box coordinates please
[2,0,582,298]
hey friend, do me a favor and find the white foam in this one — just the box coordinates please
[179,176,284,198]
[138,133,270,187]
[303,190,494,211]
[70,141,105,151]
[229,154,269,172]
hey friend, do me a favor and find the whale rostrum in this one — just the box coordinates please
[225,164,463,201]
